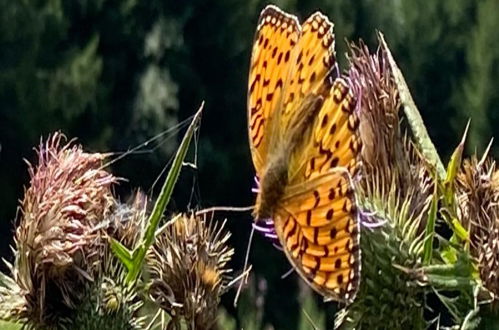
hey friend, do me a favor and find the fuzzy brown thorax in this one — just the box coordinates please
[255,149,290,219]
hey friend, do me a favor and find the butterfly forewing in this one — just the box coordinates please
[278,11,337,137]
[248,5,300,176]
[296,79,361,181]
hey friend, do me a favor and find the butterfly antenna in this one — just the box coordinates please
[233,225,255,307]
[195,205,254,217]
[281,267,295,279]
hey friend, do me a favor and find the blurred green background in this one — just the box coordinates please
[0,0,498,328]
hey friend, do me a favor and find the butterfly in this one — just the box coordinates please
[247,5,362,303]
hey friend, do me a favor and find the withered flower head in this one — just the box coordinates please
[1,132,118,325]
[348,40,404,188]
[457,155,499,296]
[67,190,148,330]
[147,214,234,330]
[348,39,432,224]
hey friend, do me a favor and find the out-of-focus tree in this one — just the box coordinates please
[457,0,499,152]
[0,0,182,274]
[0,1,104,264]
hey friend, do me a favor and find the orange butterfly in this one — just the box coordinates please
[247,5,362,303]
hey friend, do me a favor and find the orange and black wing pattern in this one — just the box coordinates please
[248,5,362,304]
[247,5,300,176]
[277,79,361,303]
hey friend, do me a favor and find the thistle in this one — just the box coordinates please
[336,38,434,329]
[456,154,499,300]
[107,191,149,249]
[68,255,144,330]
[146,213,234,330]
[0,133,117,327]
[69,192,148,329]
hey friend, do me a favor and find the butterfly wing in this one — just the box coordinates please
[249,6,361,303]
[247,5,300,176]
[293,79,361,180]
[278,11,338,138]
[275,79,361,303]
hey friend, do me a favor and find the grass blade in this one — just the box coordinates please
[111,103,203,283]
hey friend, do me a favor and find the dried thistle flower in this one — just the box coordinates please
[457,155,499,297]
[0,132,118,326]
[348,38,434,231]
[348,40,428,200]
[147,214,234,330]
[348,38,434,236]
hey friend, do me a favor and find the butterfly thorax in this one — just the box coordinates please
[255,148,290,220]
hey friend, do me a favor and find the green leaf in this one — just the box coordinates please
[461,307,481,330]
[423,250,478,290]
[450,218,469,242]
[379,33,446,180]
[298,289,325,330]
[109,238,134,271]
[423,182,438,265]
[0,321,22,330]
[443,121,469,205]
[124,103,203,283]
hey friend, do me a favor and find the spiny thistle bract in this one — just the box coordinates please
[0,109,237,329]
[451,152,499,329]
[337,35,499,330]
[146,214,234,330]
[69,192,148,329]
[68,260,144,330]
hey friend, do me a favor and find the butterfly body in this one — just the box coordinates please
[255,94,324,220]
[248,5,362,304]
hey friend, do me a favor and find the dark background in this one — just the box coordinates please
[0,0,498,328]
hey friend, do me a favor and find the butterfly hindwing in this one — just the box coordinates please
[276,170,360,303]
[276,80,361,303]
